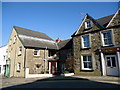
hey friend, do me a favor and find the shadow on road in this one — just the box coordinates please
[2,75,120,89]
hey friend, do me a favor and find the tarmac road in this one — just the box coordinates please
[1,75,120,88]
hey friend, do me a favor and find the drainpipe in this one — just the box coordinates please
[44,46,47,73]
[24,48,26,78]
[116,51,120,77]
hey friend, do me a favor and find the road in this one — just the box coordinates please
[1,75,120,88]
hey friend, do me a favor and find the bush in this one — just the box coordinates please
[64,71,69,74]
[46,70,49,74]
[40,71,44,74]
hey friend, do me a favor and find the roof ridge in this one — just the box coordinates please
[13,26,46,35]
[96,14,114,21]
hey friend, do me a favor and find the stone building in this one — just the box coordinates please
[7,26,58,77]
[57,39,74,74]
[71,9,120,76]
[7,26,74,77]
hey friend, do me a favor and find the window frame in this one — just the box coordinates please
[101,30,114,46]
[81,54,93,70]
[17,63,21,72]
[85,20,92,29]
[81,35,90,48]
[18,46,22,56]
[13,35,17,44]
[34,49,40,56]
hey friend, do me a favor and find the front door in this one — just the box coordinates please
[51,61,57,74]
[105,55,119,76]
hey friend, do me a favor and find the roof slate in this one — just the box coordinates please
[14,26,58,49]
[58,39,72,49]
[96,14,114,27]
[14,26,53,40]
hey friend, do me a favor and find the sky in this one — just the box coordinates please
[2,2,119,46]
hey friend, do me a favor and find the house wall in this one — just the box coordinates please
[73,33,102,76]
[59,49,74,73]
[73,20,120,76]
[26,48,49,74]
[8,28,25,77]
[0,45,8,74]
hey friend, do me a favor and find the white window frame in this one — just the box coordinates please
[81,35,90,48]
[18,46,22,56]
[81,54,93,70]
[101,30,113,46]
[85,20,92,29]
[13,35,17,44]
[34,49,40,56]
[17,63,21,72]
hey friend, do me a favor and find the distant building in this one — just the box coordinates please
[72,9,120,76]
[0,45,8,75]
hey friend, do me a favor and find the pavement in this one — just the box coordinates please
[1,75,120,88]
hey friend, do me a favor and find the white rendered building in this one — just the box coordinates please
[0,45,8,75]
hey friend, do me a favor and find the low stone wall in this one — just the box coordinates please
[25,68,53,78]
[26,74,53,78]
[61,73,74,76]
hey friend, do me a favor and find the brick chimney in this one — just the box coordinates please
[55,38,61,43]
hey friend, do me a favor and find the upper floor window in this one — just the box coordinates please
[101,30,113,46]
[34,49,40,56]
[82,35,90,48]
[13,35,17,44]
[85,20,92,29]
[18,46,22,56]
[81,55,93,70]
[17,63,21,72]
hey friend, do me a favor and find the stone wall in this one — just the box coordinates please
[26,48,49,74]
[8,28,25,77]
[59,49,74,73]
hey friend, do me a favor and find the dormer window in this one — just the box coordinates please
[85,20,92,29]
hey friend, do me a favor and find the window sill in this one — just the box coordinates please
[81,69,93,71]
[18,54,22,56]
[34,55,40,57]
[16,70,20,72]
[102,44,114,47]
[84,27,92,30]
[81,47,91,50]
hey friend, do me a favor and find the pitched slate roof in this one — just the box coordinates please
[58,39,72,49]
[14,26,53,40]
[72,14,114,37]
[14,26,58,50]
[96,14,114,27]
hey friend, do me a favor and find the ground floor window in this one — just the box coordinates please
[81,55,93,70]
